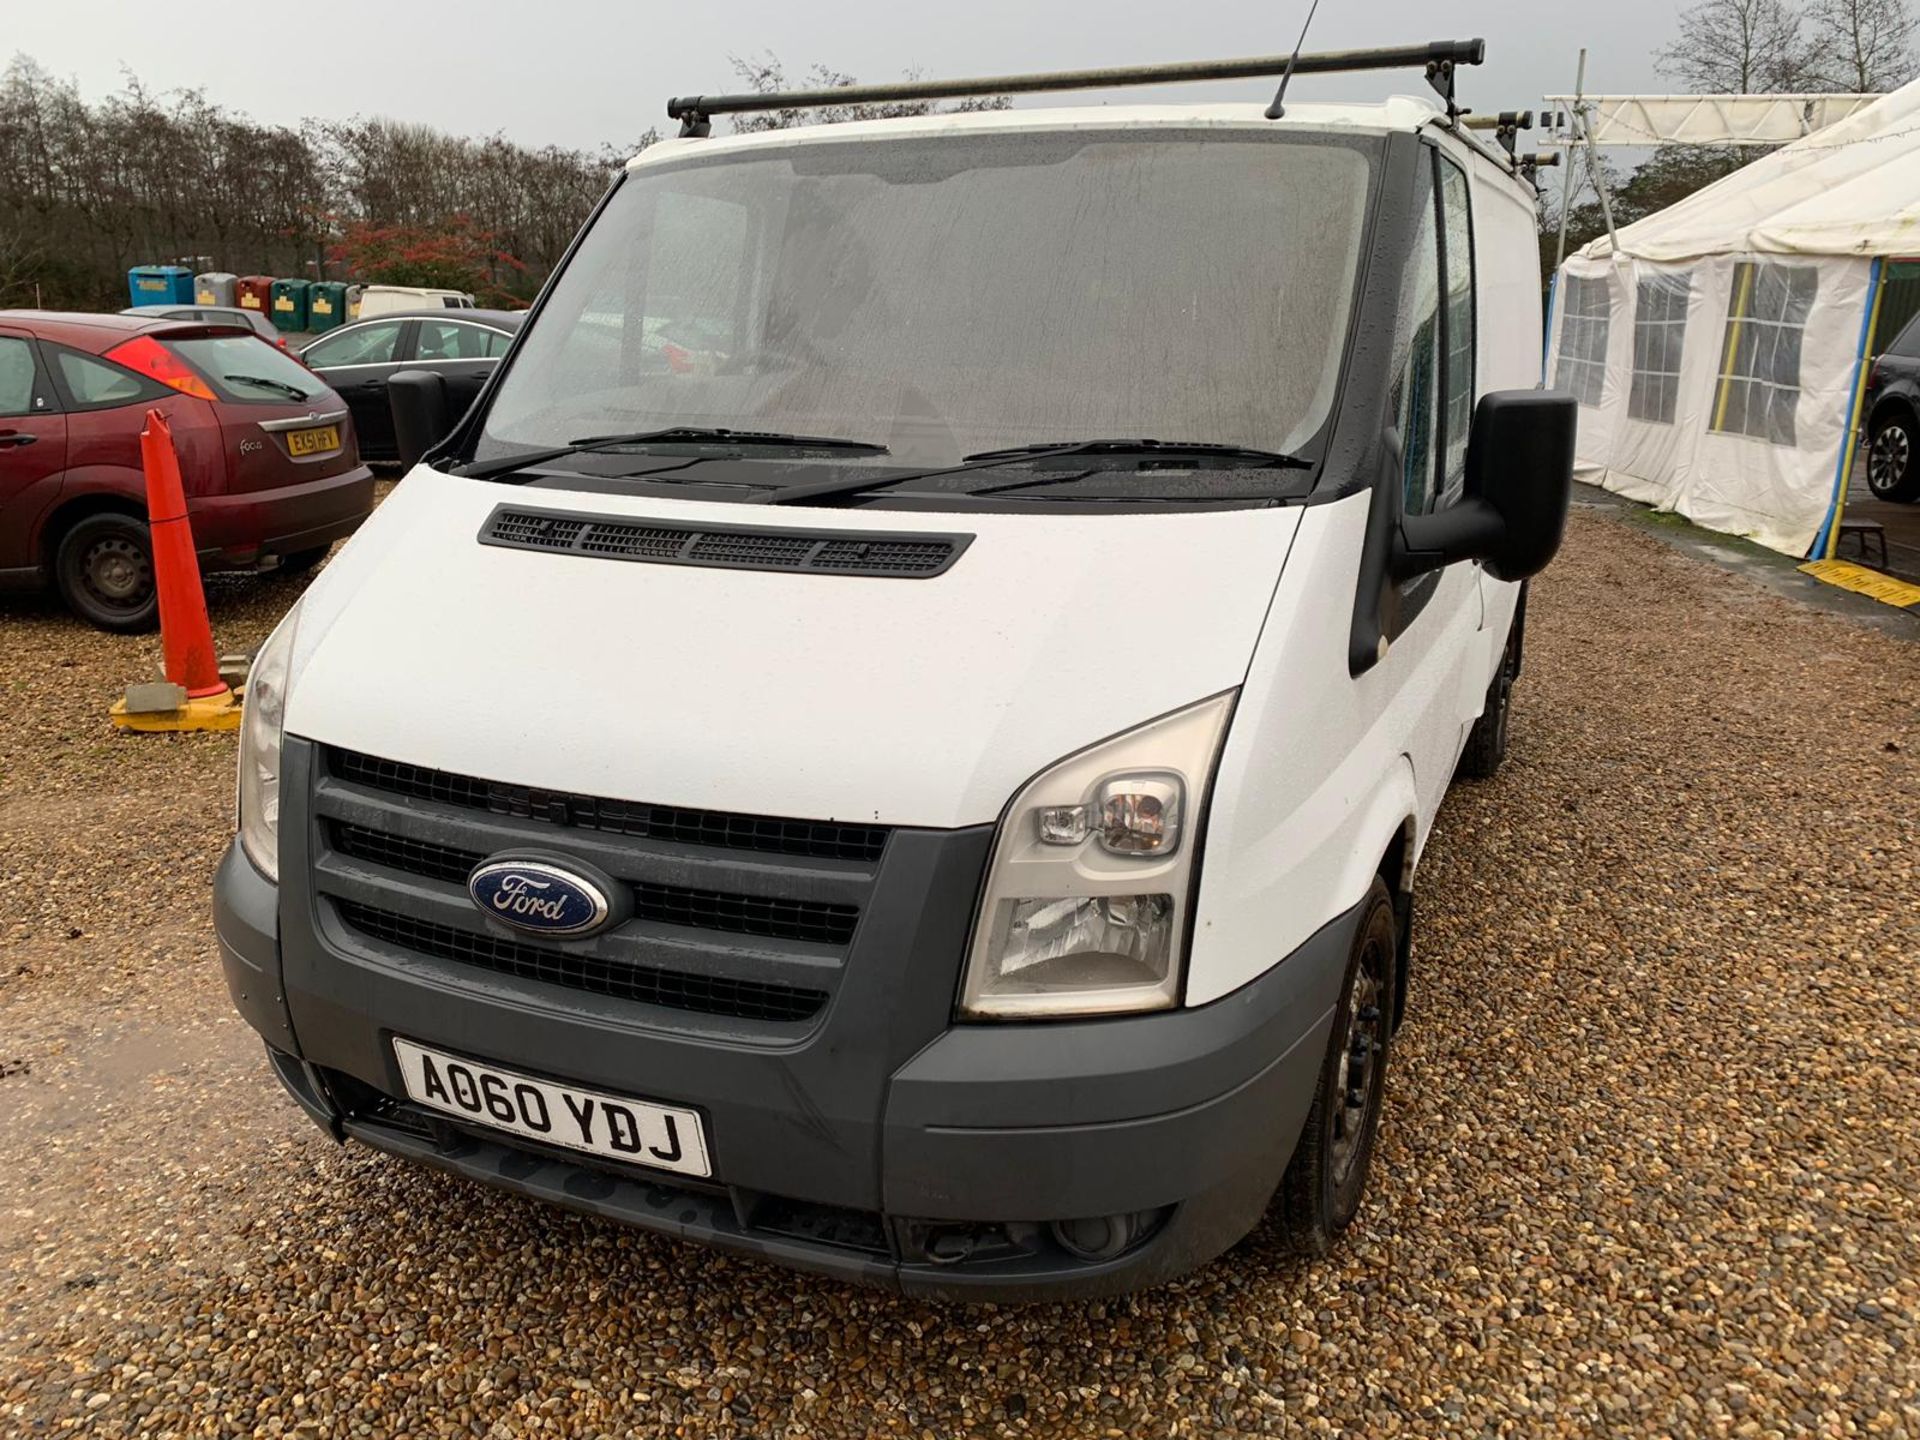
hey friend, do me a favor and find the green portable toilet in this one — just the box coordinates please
[269,278,310,333]
[306,281,348,333]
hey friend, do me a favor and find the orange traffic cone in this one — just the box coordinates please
[108,408,242,732]
[141,409,227,698]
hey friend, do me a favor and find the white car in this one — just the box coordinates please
[215,40,1573,1301]
[352,285,476,319]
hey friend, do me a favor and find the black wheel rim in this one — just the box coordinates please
[1493,637,1517,751]
[1330,932,1388,1187]
[1870,424,1910,495]
[82,535,152,613]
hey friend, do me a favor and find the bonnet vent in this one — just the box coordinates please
[480,505,970,578]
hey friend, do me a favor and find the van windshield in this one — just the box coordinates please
[478,129,1375,471]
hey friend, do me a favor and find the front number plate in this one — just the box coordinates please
[285,424,340,457]
[392,1038,711,1178]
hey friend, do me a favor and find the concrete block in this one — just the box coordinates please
[122,681,188,715]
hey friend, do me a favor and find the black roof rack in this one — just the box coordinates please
[667,39,1486,137]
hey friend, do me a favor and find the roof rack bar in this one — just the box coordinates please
[668,39,1486,135]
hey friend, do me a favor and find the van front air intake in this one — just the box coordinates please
[479,505,971,578]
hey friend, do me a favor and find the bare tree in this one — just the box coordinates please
[1656,0,1819,91]
[1804,0,1918,88]
[725,55,1008,133]
[0,55,645,308]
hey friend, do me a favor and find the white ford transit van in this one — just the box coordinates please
[217,41,1574,1300]
[354,284,477,319]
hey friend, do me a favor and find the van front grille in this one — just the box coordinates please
[312,747,875,1033]
[335,902,829,1024]
[327,748,889,862]
[330,822,860,946]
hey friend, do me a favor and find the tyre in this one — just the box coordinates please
[53,512,157,633]
[275,545,331,577]
[1276,876,1396,1257]
[1458,618,1519,780]
[1867,410,1920,502]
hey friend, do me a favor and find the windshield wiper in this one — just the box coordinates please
[763,437,1310,507]
[966,439,1310,467]
[225,373,310,401]
[456,427,889,481]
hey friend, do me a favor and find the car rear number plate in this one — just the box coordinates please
[392,1038,711,1177]
[286,424,339,457]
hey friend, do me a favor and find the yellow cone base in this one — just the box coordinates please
[110,686,243,733]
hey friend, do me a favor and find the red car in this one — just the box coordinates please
[0,311,374,631]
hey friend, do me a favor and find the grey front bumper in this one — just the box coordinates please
[216,813,1354,1301]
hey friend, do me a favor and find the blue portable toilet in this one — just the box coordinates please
[128,265,194,308]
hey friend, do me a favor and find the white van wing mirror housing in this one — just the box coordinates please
[1393,389,1576,583]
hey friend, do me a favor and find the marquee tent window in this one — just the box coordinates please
[1629,273,1690,425]
[1712,261,1817,446]
[1554,273,1610,407]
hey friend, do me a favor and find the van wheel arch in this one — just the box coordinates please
[1377,819,1416,1034]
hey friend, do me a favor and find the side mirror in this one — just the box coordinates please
[389,370,451,470]
[1394,389,1576,583]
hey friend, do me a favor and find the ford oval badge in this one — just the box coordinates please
[467,857,614,938]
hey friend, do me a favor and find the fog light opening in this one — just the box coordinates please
[1047,1207,1167,1263]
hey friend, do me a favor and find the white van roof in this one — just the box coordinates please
[627,97,1528,192]
[634,97,1467,163]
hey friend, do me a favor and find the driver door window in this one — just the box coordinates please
[1389,158,1441,521]
[1388,148,1477,633]
[1437,154,1475,506]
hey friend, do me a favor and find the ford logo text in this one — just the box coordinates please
[467,858,614,938]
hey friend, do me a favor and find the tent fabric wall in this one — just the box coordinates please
[1549,253,1873,556]
[1550,77,1920,558]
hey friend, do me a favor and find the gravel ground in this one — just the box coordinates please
[2,506,1917,1437]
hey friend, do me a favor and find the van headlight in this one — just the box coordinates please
[960,692,1236,1019]
[237,605,300,882]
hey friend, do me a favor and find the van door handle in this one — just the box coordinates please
[0,432,36,447]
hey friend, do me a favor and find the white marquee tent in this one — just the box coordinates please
[1546,77,1920,557]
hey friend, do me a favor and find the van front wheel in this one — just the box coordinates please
[1275,877,1396,1257]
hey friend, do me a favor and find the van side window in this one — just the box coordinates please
[1437,154,1474,506]
[1388,156,1440,517]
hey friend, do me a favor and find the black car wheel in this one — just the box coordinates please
[1868,411,1920,502]
[54,513,158,633]
[1274,877,1397,1257]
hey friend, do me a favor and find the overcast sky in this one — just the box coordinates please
[9,1,1670,151]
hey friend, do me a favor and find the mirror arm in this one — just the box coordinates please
[1392,498,1504,581]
